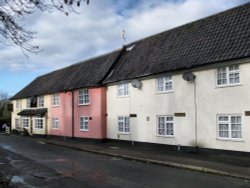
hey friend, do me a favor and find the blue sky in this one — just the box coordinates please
[0,0,249,97]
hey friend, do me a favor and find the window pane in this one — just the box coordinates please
[158,129,165,135]
[157,78,164,92]
[231,116,241,138]
[118,84,129,96]
[217,67,226,73]
[165,82,172,91]
[217,67,227,85]
[26,98,31,108]
[229,73,240,84]
[219,116,228,121]
[229,65,239,71]
[158,116,174,136]
[52,94,59,106]
[157,76,173,92]
[217,65,240,86]
[118,116,129,133]
[166,116,173,121]
[165,76,171,81]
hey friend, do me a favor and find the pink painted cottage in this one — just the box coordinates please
[11,49,122,140]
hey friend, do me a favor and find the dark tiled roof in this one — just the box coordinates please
[11,50,121,99]
[104,3,250,83]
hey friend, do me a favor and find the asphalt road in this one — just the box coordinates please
[0,135,249,188]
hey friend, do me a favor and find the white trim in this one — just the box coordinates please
[15,118,21,130]
[26,98,31,108]
[52,117,59,130]
[156,115,175,137]
[118,132,130,135]
[117,83,130,97]
[78,89,90,105]
[33,116,45,130]
[16,100,21,109]
[215,65,241,87]
[22,116,29,129]
[78,103,90,106]
[52,94,60,107]
[216,114,243,141]
[79,116,89,131]
[37,96,44,108]
[156,76,173,94]
[118,116,130,133]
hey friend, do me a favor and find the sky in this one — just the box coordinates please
[0,0,249,97]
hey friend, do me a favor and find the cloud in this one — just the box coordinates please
[0,0,248,75]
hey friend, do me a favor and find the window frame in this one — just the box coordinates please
[52,94,60,107]
[117,83,129,97]
[34,116,44,130]
[37,96,44,107]
[217,114,242,140]
[156,76,173,93]
[216,65,240,87]
[157,115,174,137]
[22,116,29,129]
[52,117,59,129]
[26,98,31,108]
[78,89,90,105]
[79,116,89,131]
[16,100,20,109]
[15,118,20,130]
[118,116,130,134]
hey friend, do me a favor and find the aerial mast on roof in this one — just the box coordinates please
[121,28,126,46]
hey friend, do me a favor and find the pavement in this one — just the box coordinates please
[25,136,250,181]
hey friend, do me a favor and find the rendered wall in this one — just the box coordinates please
[107,60,250,152]
[11,95,50,135]
[49,87,107,139]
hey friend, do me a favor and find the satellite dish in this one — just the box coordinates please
[131,79,142,89]
[182,72,196,82]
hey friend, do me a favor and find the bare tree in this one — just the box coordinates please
[0,0,89,54]
[0,91,8,101]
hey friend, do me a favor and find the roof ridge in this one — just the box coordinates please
[124,2,250,47]
[38,48,123,79]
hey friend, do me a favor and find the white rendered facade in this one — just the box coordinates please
[107,59,250,152]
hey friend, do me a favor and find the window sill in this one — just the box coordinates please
[78,103,90,106]
[52,105,60,108]
[80,129,89,132]
[157,135,175,138]
[118,132,130,135]
[216,138,244,142]
[52,128,59,130]
[117,95,130,98]
[155,90,174,95]
[215,83,242,89]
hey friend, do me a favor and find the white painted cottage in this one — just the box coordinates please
[103,3,250,152]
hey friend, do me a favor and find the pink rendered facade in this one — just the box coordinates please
[49,87,107,139]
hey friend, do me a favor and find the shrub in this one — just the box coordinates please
[10,129,19,135]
